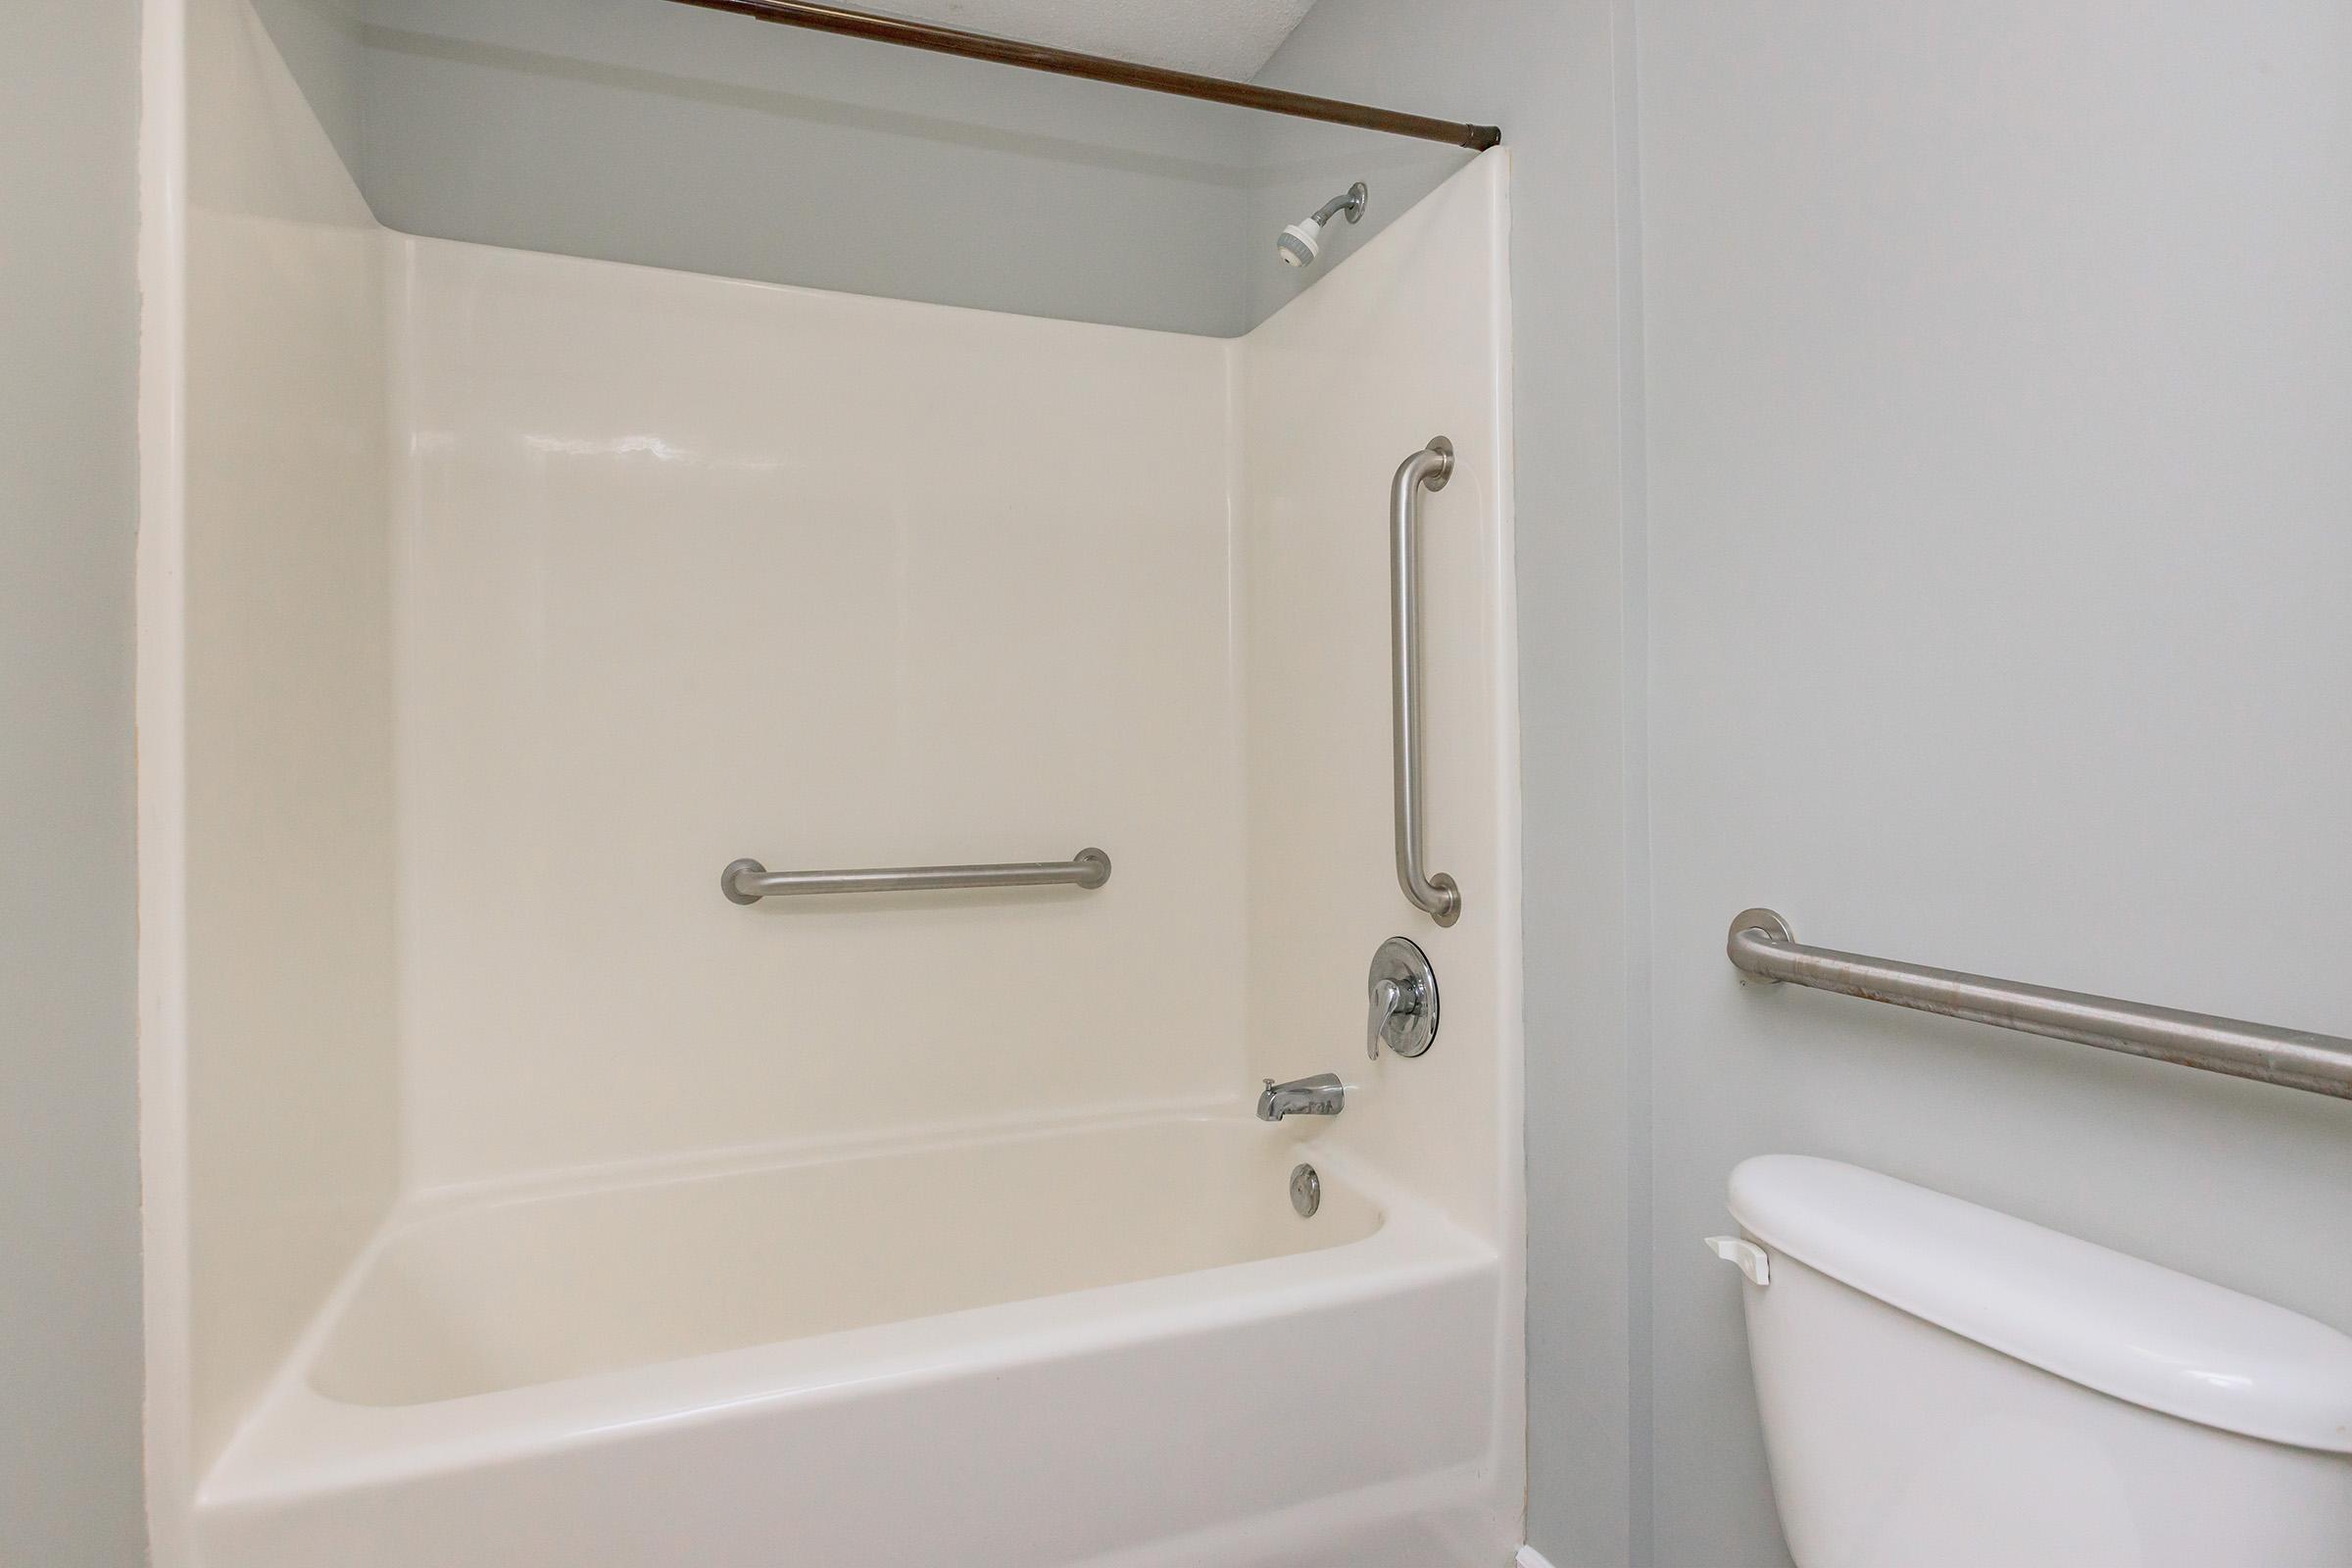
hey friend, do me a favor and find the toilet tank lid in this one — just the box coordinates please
[1727,1155,2352,1454]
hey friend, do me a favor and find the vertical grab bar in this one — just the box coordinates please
[1391,437,1460,926]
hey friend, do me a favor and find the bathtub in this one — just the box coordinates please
[196,1114,1510,1568]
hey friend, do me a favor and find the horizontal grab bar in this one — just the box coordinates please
[1727,908,2352,1102]
[722,849,1110,904]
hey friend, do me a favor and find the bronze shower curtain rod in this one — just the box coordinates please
[665,0,1504,151]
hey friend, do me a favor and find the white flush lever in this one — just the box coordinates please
[1705,1235,1771,1287]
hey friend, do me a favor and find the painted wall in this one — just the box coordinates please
[106,1,2352,1563]
[1639,5,2352,1563]
[242,0,1517,338]
[176,0,401,1479]
[1257,7,1647,1566]
[249,0,366,172]
[1279,6,2352,1568]
[0,0,147,1561]
[340,0,1264,335]
[388,242,1242,1186]
[1242,116,1472,328]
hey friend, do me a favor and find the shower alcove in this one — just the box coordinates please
[137,3,1522,1564]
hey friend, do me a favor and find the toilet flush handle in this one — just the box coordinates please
[1705,1235,1772,1287]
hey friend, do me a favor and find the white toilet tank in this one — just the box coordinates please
[1714,1155,2352,1568]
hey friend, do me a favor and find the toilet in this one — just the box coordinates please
[1709,1156,2352,1567]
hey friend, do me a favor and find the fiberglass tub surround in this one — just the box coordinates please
[149,4,1520,1564]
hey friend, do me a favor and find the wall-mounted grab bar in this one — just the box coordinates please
[1727,908,2352,1102]
[723,850,1110,904]
[1392,438,1460,926]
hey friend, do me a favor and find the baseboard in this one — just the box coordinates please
[1516,1547,1558,1568]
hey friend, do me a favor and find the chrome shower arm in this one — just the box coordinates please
[1311,184,1369,228]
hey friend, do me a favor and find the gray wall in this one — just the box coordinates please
[250,0,1528,337]
[250,0,368,173]
[1242,116,1470,327]
[1640,4,2352,1564]
[29,4,2347,1565]
[1259,7,1650,1566]
[258,0,1271,335]
[0,0,149,1563]
[1281,5,2352,1568]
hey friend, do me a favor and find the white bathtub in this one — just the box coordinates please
[196,1114,1510,1567]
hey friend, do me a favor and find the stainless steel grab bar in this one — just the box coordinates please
[723,849,1110,904]
[1392,437,1460,927]
[1728,908,2352,1101]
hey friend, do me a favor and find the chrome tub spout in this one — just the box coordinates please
[1257,1073,1346,1122]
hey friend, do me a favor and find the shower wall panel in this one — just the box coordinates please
[388,247,1245,1188]
[1240,156,1519,1246]
[176,0,400,1474]
[1237,153,1524,1559]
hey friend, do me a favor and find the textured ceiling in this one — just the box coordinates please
[876,0,1323,80]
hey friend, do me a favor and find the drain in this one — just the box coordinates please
[1289,1162,1321,1218]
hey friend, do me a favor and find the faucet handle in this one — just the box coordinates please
[1365,936,1440,1061]
[1367,977,1408,1060]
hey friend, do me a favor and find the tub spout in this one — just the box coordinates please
[1257,1073,1346,1122]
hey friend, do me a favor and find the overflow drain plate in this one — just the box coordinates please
[1290,1163,1322,1218]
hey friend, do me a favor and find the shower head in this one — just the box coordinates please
[1276,181,1368,269]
